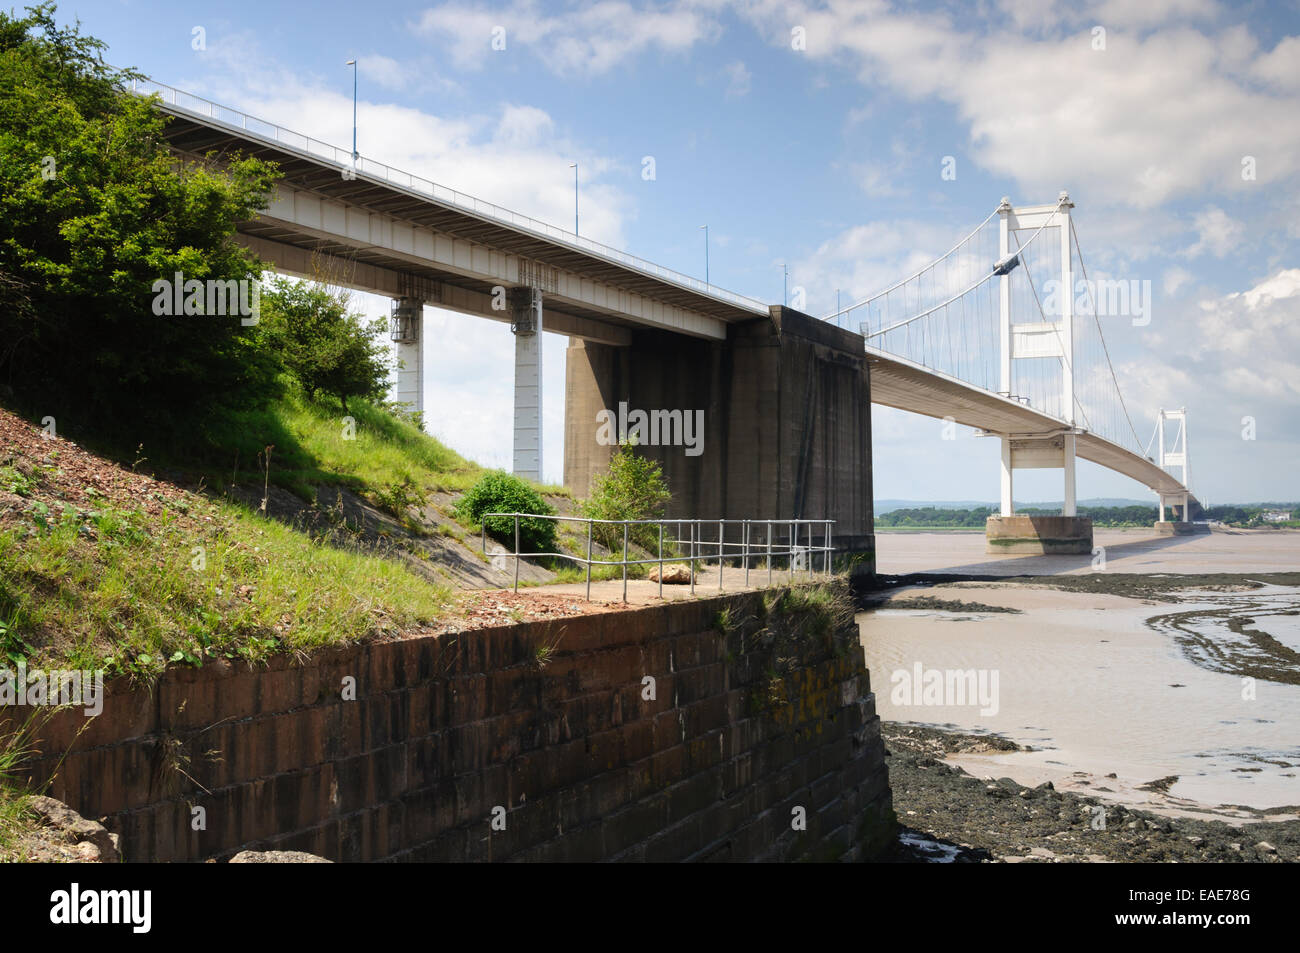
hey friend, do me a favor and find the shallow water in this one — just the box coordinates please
[1145,584,1300,683]
[858,585,1300,810]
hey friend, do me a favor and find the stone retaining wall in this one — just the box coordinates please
[16,583,893,862]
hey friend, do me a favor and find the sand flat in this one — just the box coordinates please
[859,579,1300,815]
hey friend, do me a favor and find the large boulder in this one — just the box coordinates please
[648,563,693,584]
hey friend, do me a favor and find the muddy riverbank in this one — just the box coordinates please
[885,724,1299,863]
[859,564,1300,855]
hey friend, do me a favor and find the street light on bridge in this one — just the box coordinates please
[345,59,357,162]
[570,162,578,235]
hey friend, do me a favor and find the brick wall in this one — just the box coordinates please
[18,583,894,862]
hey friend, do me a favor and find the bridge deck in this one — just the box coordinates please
[866,348,1189,497]
[145,84,767,345]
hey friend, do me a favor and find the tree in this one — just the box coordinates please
[581,444,672,550]
[258,277,394,414]
[0,4,281,447]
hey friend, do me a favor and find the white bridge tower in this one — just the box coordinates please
[1156,407,1192,522]
[997,191,1078,518]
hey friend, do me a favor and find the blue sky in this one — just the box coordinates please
[66,0,1300,503]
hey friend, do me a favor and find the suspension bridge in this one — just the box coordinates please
[136,77,1197,558]
[822,192,1196,548]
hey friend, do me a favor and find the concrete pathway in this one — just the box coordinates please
[523,563,830,606]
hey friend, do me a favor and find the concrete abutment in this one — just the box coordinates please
[564,306,876,564]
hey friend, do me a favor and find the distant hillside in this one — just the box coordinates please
[875,503,1163,529]
[874,497,1153,514]
[874,500,994,514]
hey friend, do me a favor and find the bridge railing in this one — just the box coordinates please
[129,76,769,315]
[480,513,834,601]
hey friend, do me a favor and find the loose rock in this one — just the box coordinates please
[648,563,693,584]
[229,849,332,863]
[26,796,120,863]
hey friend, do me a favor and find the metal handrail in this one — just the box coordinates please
[128,76,769,314]
[481,514,835,602]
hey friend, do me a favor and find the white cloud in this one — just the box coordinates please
[723,59,752,99]
[415,0,720,75]
[494,103,555,145]
[1236,269,1300,309]
[855,161,904,198]
[1128,269,1300,455]
[1090,0,1221,29]
[1182,206,1244,259]
[792,218,983,318]
[995,0,1223,33]
[737,2,1300,209]
[1081,271,1300,497]
[995,0,1069,33]
[1162,265,1193,296]
[1252,35,1300,92]
[853,134,922,198]
[355,54,409,91]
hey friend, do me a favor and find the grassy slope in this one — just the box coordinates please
[197,386,485,503]
[0,389,497,678]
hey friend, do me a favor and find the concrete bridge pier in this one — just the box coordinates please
[986,514,1093,554]
[510,287,544,481]
[391,297,424,418]
[1158,491,1190,523]
[563,306,876,567]
[987,432,1092,554]
[1155,491,1208,534]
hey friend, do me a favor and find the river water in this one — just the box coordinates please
[857,583,1300,813]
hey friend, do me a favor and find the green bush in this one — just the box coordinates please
[581,445,672,551]
[455,471,556,553]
